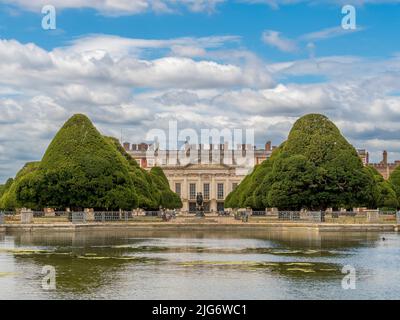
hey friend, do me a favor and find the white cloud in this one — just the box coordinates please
[261,30,298,53]
[2,0,400,17]
[61,34,240,58]
[300,26,365,42]
[1,34,400,182]
[0,36,272,94]
[241,0,400,9]
[0,0,226,16]
[262,26,366,54]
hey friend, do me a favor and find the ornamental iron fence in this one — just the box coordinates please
[94,211,132,222]
[69,212,86,224]
[145,211,162,217]
[278,211,324,222]
[252,211,266,216]
[1,211,15,216]
[278,211,301,221]
[33,211,45,217]
[0,209,399,224]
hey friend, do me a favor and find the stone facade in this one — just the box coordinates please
[162,163,243,212]
[125,141,273,212]
[370,151,400,180]
[125,143,399,211]
[357,149,400,180]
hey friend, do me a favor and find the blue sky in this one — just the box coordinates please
[0,0,400,182]
[2,2,400,60]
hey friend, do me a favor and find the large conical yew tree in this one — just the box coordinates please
[389,166,400,208]
[226,114,377,210]
[0,114,182,211]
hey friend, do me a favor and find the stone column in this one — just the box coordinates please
[21,208,33,224]
[225,177,230,196]
[85,208,95,221]
[182,199,189,212]
[366,209,380,223]
[210,199,217,212]
[182,176,188,213]
[44,208,55,217]
[210,175,216,212]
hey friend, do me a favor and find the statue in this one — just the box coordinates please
[196,192,205,217]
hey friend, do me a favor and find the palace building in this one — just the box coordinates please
[123,141,274,212]
[357,149,400,180]
[123,141,399,212]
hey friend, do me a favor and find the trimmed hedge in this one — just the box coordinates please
[0,114,182,210]
[226,114,382,210]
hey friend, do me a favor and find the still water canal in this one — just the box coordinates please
[0,229,399,299]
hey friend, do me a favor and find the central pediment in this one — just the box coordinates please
[184,163,232,169]
[163,162,234,170]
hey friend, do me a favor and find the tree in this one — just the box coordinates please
[1,114,182,211]
[266,155,317,210]
[225,114,377,210]
[149,167,182,209]
[389,166,400,196]
[0,178,13,198]
[363,165,400,210]
[106,137,182,209]
[225,145,280,209]
[0,163,40,210]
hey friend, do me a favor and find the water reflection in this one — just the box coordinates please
[0,229,398,299]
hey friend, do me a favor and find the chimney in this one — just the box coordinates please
[138,143,148,151]
[123,142,130,151]
[383,150,388,165]
[265,141,271,152]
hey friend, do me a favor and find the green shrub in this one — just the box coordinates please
[226,114,378,210]
[0,114,182,210]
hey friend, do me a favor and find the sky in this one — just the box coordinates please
[0,0,400,183]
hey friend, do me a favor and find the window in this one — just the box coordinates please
[217,183,224,200]
[189,183,196,200]
[203,183,210,200]
[232,183,238,191]
[175,183,181,196]
[147,159,154,167]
